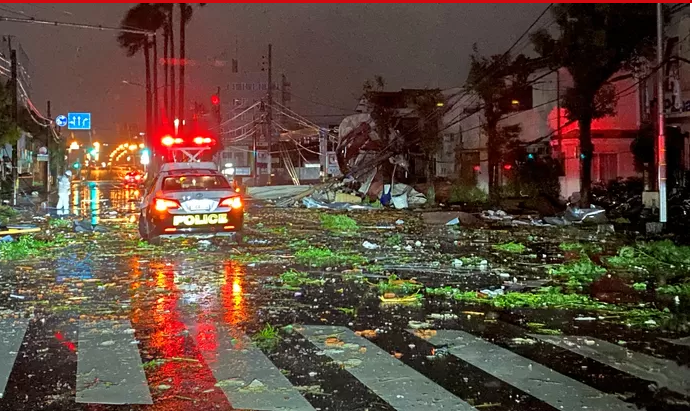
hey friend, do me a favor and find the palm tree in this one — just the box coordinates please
[155,4,173,121]
[117,3,165,145]
[179,3,206,127]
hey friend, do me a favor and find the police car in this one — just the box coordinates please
[138,162,244,244]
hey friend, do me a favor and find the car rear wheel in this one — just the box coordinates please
[138,212,161,245]
[234,231,244,246]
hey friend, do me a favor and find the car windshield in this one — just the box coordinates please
[162,175,230,191]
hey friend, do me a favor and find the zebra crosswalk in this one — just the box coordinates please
[0,318,688,410]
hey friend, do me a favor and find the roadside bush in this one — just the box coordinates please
[448,184,488,204]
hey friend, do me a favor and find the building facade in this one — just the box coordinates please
[447,66,643,199]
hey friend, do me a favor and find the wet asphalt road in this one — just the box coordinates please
[0,181,689,411]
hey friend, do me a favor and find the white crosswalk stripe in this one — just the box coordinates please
[531,334,690,396]
[0,319,29,399]
[412,329,637,411]
[185,319,315,411]
[659,336,690,346]
[298,325,477,411]
[76,319,152,405]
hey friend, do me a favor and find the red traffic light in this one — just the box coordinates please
[503,163,513,170]
[211,94,220,105]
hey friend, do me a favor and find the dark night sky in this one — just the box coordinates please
[0,3,546,142]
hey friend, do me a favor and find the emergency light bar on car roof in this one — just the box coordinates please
[159,162,218,173]
[160,134,216,147]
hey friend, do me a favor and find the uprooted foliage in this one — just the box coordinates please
[607,240,690,283]
[492,242,526,253]
[0,235,69,261]
[279,269,325,288]
[559,242,603,254]
[320,214,359,233]
[377,274,423,296]
[549,255,607,287]
[425,285,671,326]
[252,323,280,350]
[294,246,366,267]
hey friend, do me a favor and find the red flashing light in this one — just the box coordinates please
[193,136,213,145]
[503,164,513,170]
[161,135,184,146]
[211,94,220,105]
[161,135,175,146]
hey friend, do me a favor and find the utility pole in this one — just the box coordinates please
[266,43,272,185]
[556,69,561,156]
[656,3,667,223]
[320,128,328,182]
[280,74,290,128]
[252,120,258,186]
[45,101,51,202]
[152,34,158,130]
[10,49,18,206]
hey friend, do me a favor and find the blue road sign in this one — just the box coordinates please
[67,112,91,130]
[55,115,68,127]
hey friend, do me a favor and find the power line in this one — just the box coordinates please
[0,15,155,36]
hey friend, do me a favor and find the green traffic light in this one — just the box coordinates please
[73,162,80,169]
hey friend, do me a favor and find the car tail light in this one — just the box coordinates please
[220,196,242,209]
[154,198,180,212]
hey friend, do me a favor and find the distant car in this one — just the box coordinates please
[138,162,244,244]
[123,170,144,186]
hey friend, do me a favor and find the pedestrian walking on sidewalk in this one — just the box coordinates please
[56,170,72,216]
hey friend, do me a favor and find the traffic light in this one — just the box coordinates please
[527,153,535,160]
[73,162,80,169]
[211,93,221,124]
